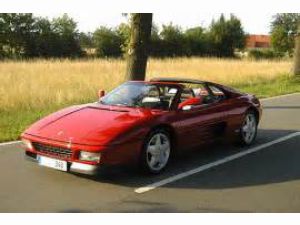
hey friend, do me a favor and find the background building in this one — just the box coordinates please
[246,35,271,48]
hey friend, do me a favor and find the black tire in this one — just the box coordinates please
[236,110,258,146]
[139,129,171,174]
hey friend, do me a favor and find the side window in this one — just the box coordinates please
[179,88,194,103]
[208,85,226,101]
[160,86,179,110]
[179,83,215,105]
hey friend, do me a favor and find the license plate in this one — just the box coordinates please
[37,155,68,172]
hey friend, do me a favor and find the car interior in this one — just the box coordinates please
[141,85,178,110]
[178,83,227,108]
[141,83,226,110]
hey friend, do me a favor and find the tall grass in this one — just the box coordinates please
[0,57,293,111]
[0,57,298,142]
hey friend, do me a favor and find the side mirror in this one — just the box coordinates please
[178,97,203,111]
[98,90,105,98]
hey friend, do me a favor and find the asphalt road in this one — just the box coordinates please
[0,93,299,212]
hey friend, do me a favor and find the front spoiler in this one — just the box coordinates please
[25,151,100,175]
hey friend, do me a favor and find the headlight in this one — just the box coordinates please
[22,139,33,150]
[79,151,101,162]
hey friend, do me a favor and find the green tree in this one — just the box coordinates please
[0,13,35,58]
[52,14,77,35]
[51,14,82,57]
[270,13,300,55]
[116,23,131,55]
[160,23,187,57]
[24,17,55,57]
[0,14,10,57]
[116,22,158,57]
[209,14,246,57]
[79,32,94,49]
[93,27,122,57]
[184,26,210,56]
[149,23,163,57]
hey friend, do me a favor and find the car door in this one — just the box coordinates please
[207,84,248,139]
[174,84,229,149]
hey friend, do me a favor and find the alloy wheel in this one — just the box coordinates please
[242,113,257,144]
[146,133,171,172]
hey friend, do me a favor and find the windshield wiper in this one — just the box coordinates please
[113,103,129,106]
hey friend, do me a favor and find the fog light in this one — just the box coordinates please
[79,151,101,162]
[22,139,33,150]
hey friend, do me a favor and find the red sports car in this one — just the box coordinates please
[21,78,262,174]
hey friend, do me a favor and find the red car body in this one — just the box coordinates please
[21,78,262,174]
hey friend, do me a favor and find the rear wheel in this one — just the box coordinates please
[237,111,258,146]
[140,129,171,174]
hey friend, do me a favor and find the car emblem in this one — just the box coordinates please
[57,131,64,136]
[67,137,73,149]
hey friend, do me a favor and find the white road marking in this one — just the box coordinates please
[135,131,300,194]
[0,140,21,147]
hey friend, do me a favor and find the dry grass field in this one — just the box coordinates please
[0,57,299,142]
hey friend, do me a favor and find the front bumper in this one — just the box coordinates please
[25,151,100,175]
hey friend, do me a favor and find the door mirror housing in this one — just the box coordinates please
[98,90,105,98]
[178,97,203,111]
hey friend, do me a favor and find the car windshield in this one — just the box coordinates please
[100,82,179,110]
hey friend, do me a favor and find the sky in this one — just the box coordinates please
[36,12,274,35]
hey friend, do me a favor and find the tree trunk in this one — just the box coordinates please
[125,13,153,81]
[293,24,300,76]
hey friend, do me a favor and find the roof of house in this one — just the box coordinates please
[248,34,270,41]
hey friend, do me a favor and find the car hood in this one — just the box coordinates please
[24,103,158,145]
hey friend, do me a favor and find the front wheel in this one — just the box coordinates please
[237,111,258,146]
[140,129,171,174]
